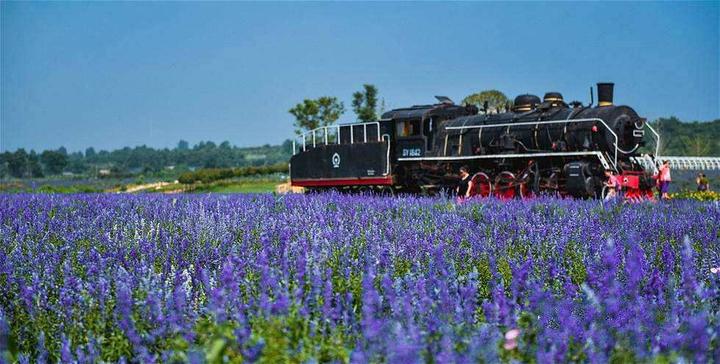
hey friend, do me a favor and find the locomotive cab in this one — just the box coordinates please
[394,118,425,158]
[382,99,476,160]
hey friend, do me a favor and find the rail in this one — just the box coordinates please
[292,121,381,154]
[444,118,620,170]
[633,156,720,171]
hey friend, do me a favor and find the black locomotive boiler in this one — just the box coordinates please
[289,82,659,199]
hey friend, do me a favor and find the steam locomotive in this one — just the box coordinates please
[289,82,660,199]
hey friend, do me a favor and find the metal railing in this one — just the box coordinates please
[634,156,720,171]
[445,117,621,170]
[292,121,381,154]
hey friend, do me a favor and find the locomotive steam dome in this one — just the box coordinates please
[513,94,541,112]
[543,92,564,104]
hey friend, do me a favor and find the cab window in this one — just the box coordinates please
[396,120,421,137]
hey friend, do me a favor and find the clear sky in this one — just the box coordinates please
[1,1,718,152]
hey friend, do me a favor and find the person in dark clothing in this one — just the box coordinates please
[456,165,472,198]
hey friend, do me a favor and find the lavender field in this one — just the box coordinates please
[1,193,719,363]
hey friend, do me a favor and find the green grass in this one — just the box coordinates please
[191,180,279,193]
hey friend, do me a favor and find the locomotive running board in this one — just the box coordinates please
[398,151,613,170]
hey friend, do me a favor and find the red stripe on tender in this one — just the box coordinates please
[292,176,393,187]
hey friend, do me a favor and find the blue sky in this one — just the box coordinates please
[1,2,718,152]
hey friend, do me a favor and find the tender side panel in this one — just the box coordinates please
[290,142,390,186]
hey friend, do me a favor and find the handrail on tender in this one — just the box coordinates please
[292,121,381,154]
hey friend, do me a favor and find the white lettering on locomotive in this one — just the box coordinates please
[402,148,422,157]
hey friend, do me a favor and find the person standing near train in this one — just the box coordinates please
[603,170,619,201]
[656,160,672,200]
[456,166,473,200]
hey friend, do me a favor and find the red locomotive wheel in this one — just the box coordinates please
[494,171,516,200]
[469,172,492,198]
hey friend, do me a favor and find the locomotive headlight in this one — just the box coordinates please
[634,119,644,129]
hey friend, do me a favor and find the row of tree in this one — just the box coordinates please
[1,150,69,178]
[0,140,294,179]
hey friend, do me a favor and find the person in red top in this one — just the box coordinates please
[604,169,619,201]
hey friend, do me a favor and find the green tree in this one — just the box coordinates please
[177,140,190,150]
[462,90,510,113]
[28,151,44,178]
[41,150,68,175]
[289,97,345,135]
[85,147,96,159]
[352,84,379,122]
[7,149,28,178]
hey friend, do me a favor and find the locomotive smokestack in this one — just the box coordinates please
[597,82,614,106]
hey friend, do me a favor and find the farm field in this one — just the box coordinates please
[1,194,719,363]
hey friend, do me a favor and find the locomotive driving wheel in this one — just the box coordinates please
[468,172,492,198]
[494,171,517,200]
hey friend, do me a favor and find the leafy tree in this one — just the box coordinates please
[85,147,96,159]
[177,140,190,150]
[289,97,345,135]
[462,90,510,113]
[7,149,28,178]
[41,150,68,175]
[0,152,8,178]
[352,84,379,122]
[28,151,44,178]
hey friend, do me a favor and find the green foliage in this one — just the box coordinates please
[178,163,289,185]
[289,96,345,135]
[352,84,379,123]
[650,117,720,156]
[462,90,510,113]
[5,149,29,178]
[36,184,103,193]
[564,240,587,286]
[0,140,294,179]
[41,150,68,175]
